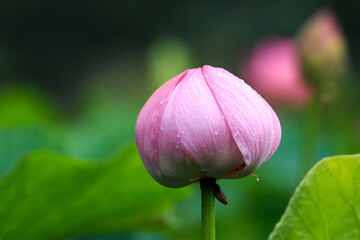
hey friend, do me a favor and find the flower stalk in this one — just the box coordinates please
[200,178,216,240]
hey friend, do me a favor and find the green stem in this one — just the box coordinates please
[200,178,216,240]
[300,91,321,179]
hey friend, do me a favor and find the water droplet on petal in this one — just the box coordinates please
[214,131,218,136]
[160,99,165,105]
[177,132,181,138]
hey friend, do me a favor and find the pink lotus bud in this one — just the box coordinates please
[241,37,312,107]
[297,9,346,72]
[135,65,281,188]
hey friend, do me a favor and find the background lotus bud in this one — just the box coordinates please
[297,9,347,77]
[135,65,281,188]
[241,37,312,108]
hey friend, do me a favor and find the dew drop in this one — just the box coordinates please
[177,132,181,138]
[205,115,209,119]
[175,141,180,149]
[209,116,213,120]
[214,131,218,136]
[160,99,165,105]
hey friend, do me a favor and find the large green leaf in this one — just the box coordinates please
[269,154,360,240]
[0,144,189,240]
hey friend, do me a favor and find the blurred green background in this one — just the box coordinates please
[0,0,359,239]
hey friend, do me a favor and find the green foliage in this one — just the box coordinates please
[147,36,193,90]
[269,154,360,240]
[0,144,189,240]
[0,126,62,176]
[0,86,65,176]
[64,90,140,159]
[0,86,60,126]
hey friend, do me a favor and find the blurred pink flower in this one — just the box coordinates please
[241,37,312,107]
[297,9,346,71]
[135,65,281,188]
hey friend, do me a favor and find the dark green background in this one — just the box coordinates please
[0,1,359,240]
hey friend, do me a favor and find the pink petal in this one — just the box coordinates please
[202,65,281,178]
[158,68,244,186]
[135,70,188,186]
[260,97,281,161]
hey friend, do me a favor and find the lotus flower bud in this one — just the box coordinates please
[297,9,346,75]
[241,37,312,108]
[135,65,281,188]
